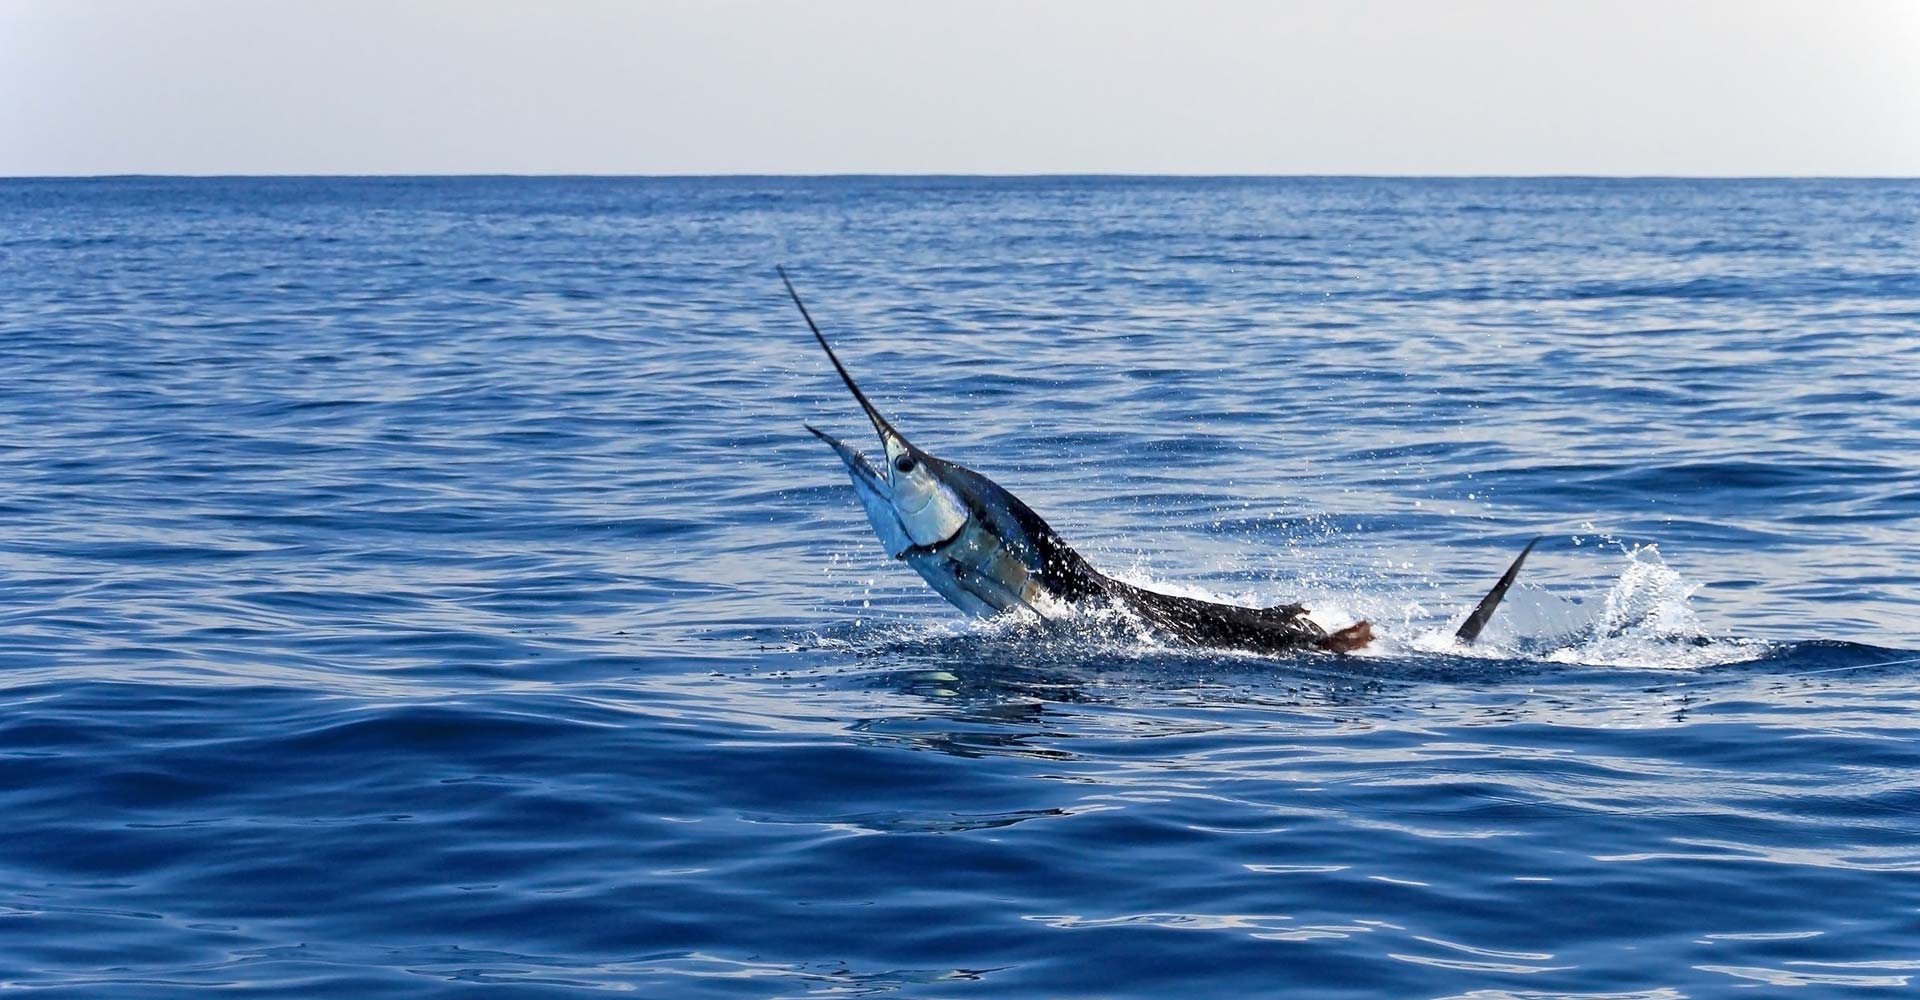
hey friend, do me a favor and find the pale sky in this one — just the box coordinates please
[4,0,1918,176]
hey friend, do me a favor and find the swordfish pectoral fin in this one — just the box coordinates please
[902,556,1003,619]
[1454,537,1543,645]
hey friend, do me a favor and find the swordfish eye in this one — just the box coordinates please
[894,455,917,474]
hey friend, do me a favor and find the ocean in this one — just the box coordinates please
[2,176,1917,997]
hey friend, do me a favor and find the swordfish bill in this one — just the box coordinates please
[782,268,1533,654]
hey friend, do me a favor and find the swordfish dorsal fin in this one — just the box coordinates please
[1455,537,1542,644]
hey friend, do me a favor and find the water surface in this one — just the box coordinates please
[2,176,1918,997]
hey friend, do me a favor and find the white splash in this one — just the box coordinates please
[1547,544,1769,669]
[816,539,1772,671]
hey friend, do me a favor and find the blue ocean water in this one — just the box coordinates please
[2,175,1918,997]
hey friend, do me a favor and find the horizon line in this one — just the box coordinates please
[5,171,1919,182]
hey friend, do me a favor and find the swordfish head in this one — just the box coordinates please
[782,268,1104,620]
[783,268,1110,621]
[781,268,971,553]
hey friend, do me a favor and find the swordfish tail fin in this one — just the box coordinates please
[1454,537,1542,645]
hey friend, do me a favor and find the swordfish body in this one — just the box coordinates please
[784,269,1529,654]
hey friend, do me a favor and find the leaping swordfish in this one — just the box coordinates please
[782,269,1535,654]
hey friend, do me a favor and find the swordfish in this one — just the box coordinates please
[783,269,1533,654]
